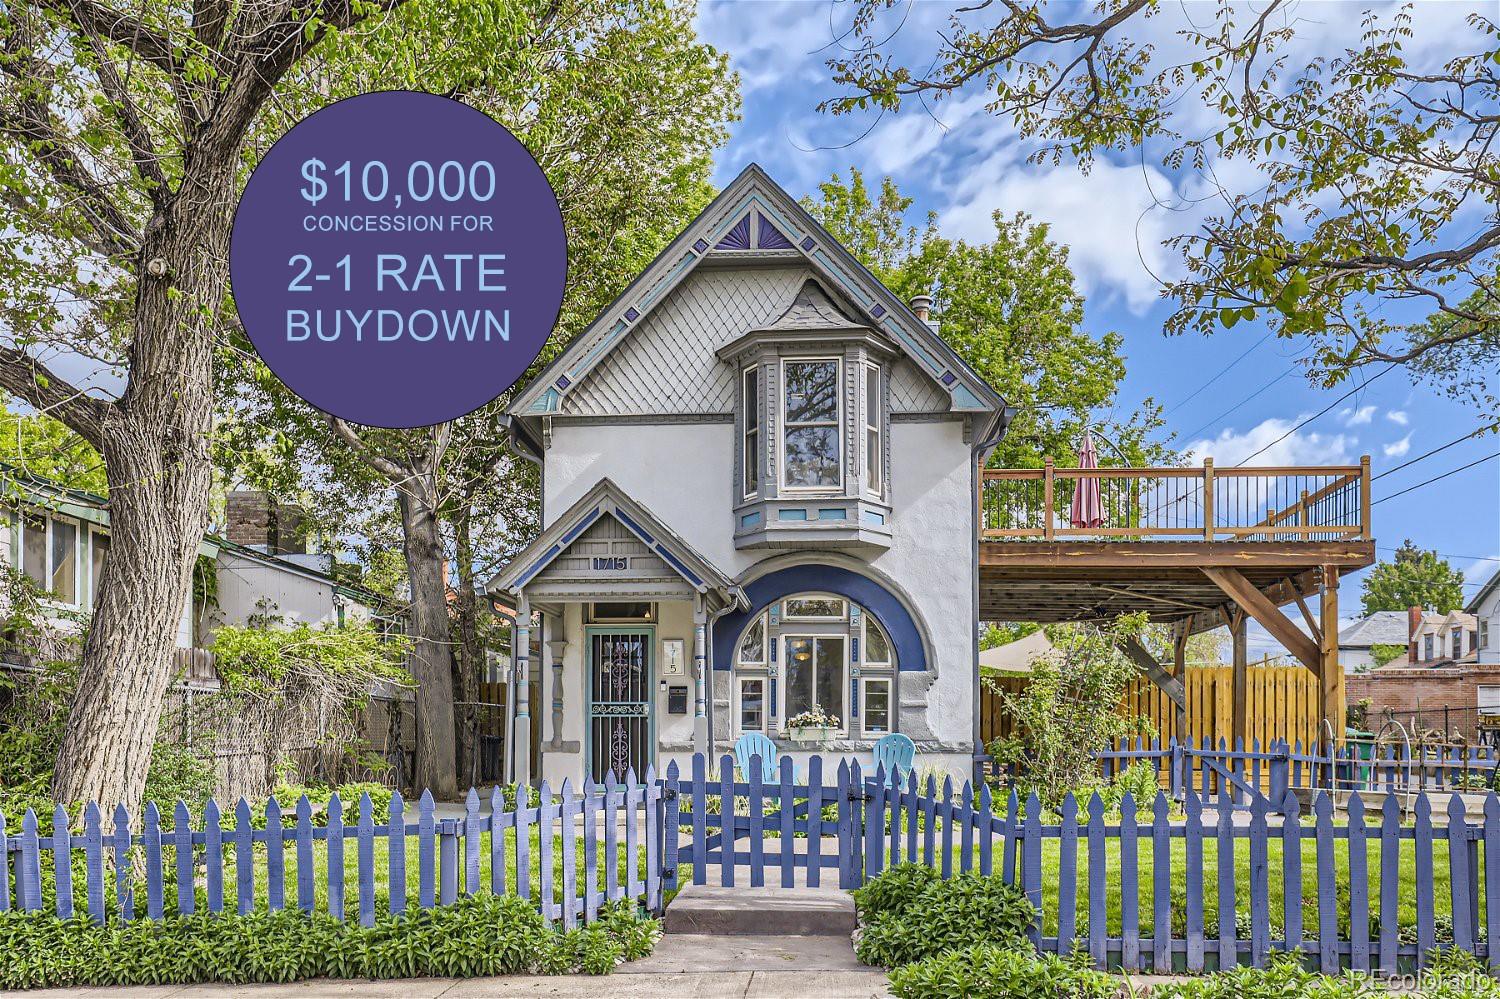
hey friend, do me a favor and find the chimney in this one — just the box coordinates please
[1409,605,1424,663]
[225,490,308,555]
[909,294,932,322]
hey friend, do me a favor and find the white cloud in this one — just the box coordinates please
[1339,405,1376,426]
[1383,434,1413,459]
[1184,416,1355,467]
[1464,557,1499,586]
[1386,410,1410,426]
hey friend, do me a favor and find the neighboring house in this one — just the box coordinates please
[1337,611,1410,672]
[1470,568,1499,666]
[0,471,399,654]
[489,165,1009,786]
[1408,607,1479,666]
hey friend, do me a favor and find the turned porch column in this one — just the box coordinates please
[513,595,532,788]
[547,623,567,750]
[692,593,709,761]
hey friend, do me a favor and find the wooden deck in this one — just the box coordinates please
[977,458,1376,742]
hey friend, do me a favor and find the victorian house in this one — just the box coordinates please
[489,165,1010,786]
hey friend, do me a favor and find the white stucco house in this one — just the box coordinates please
[489,165,1011,787]
[1470,568,1499,666]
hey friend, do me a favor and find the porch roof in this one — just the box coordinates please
[485,478,742,610]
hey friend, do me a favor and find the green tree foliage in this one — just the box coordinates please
[0,407,106,495]
[1360,539,1467,615]
[823,3,1500,409]
[984,614,1155,807]
[803,169,1172,468]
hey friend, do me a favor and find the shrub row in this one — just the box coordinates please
[890,947,1500,999]
[0,893,659,991]
[852,864,1033,968]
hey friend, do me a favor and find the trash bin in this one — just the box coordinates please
[1346,727,1375,789]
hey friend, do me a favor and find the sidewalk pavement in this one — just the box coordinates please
[13,934,891,998]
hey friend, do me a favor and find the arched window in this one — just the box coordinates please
[732,593,896,739]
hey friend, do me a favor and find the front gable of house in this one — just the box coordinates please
[511,164,1003,424]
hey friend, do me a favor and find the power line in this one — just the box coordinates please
[1371,421,1500,481]
[1233,365,1398,466]
[1371,452,1499,506]
[1164,332,1272,416]
[1377,546,1500,563]
[1178,366,1295,443]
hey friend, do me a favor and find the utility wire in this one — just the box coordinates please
[1371,422,1500,481]
[1178,367,1295,443]
[1164,332,1272,415]
[1371,452,1499,506]
[1233,365,1398,466]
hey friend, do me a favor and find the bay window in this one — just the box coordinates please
[782,359,841,489]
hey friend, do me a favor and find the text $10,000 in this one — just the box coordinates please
[299,158,498,208]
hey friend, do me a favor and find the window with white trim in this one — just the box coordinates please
[865,363,882,495]
[742,367,760,498]
[14,510,82,605]
[861,677,892,736]
[730,593,898,738]
[781,358,841,489]
[89,529,109,605]
[738,677,767,734]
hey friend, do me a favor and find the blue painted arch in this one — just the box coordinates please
[713,564,927,671]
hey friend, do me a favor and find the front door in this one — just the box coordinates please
[588,630,653,780]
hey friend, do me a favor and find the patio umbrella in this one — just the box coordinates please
[1069,430,1106,529]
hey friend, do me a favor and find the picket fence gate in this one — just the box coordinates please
[0,769,663,931]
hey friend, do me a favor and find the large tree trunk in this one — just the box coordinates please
[51,165,225,812]
[451,501,482,788]
[398,490,459,799]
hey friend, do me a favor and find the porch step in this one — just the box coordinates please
[664,884,856,937]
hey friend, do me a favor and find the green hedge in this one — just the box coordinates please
[0,893,658,990]
[853,865,1034,968]
[888,946,1118,999]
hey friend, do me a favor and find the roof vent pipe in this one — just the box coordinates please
[909,294,933,322]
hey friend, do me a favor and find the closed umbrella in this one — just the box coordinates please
[1070,430,1105,529]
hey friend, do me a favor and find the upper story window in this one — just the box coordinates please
[865,364,883,495]
[1454,629,1465,658]
[782,358,841,490]
[1482,620,1491,650]
[1424,635,1435,660]
[742,367,760,498]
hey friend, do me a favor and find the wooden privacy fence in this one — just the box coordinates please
[0,770,663,930]
[981,664,1324,772]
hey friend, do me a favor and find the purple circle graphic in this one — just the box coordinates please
[231,92,566,428]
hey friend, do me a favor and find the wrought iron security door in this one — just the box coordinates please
[588,630,653,780]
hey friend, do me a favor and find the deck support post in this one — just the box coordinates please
[1172,624,1189,746]
[1320,566,1344,743]
[1231,610,1248,747]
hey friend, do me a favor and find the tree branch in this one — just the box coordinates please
[0,346,113,450]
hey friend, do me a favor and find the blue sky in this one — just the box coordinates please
[695,0,1500,652]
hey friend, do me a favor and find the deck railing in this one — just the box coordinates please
[980,457,1371,542]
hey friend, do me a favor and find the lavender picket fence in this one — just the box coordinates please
[0,769,662,930]
[664,752,1500,975]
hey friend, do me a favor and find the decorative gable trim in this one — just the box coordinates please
[511,164,1004,423]
[487,478,740,606]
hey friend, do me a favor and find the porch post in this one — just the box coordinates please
[547,621,567,751]
[1231,609,1248,747]
[1320,566,1344,744]
[692,594,708,762]
[514,595,532,788]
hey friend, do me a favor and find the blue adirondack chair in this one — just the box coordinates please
[734,732,786,782]
[873,733,916,786]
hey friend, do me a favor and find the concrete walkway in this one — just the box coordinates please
[16,933,889,998]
